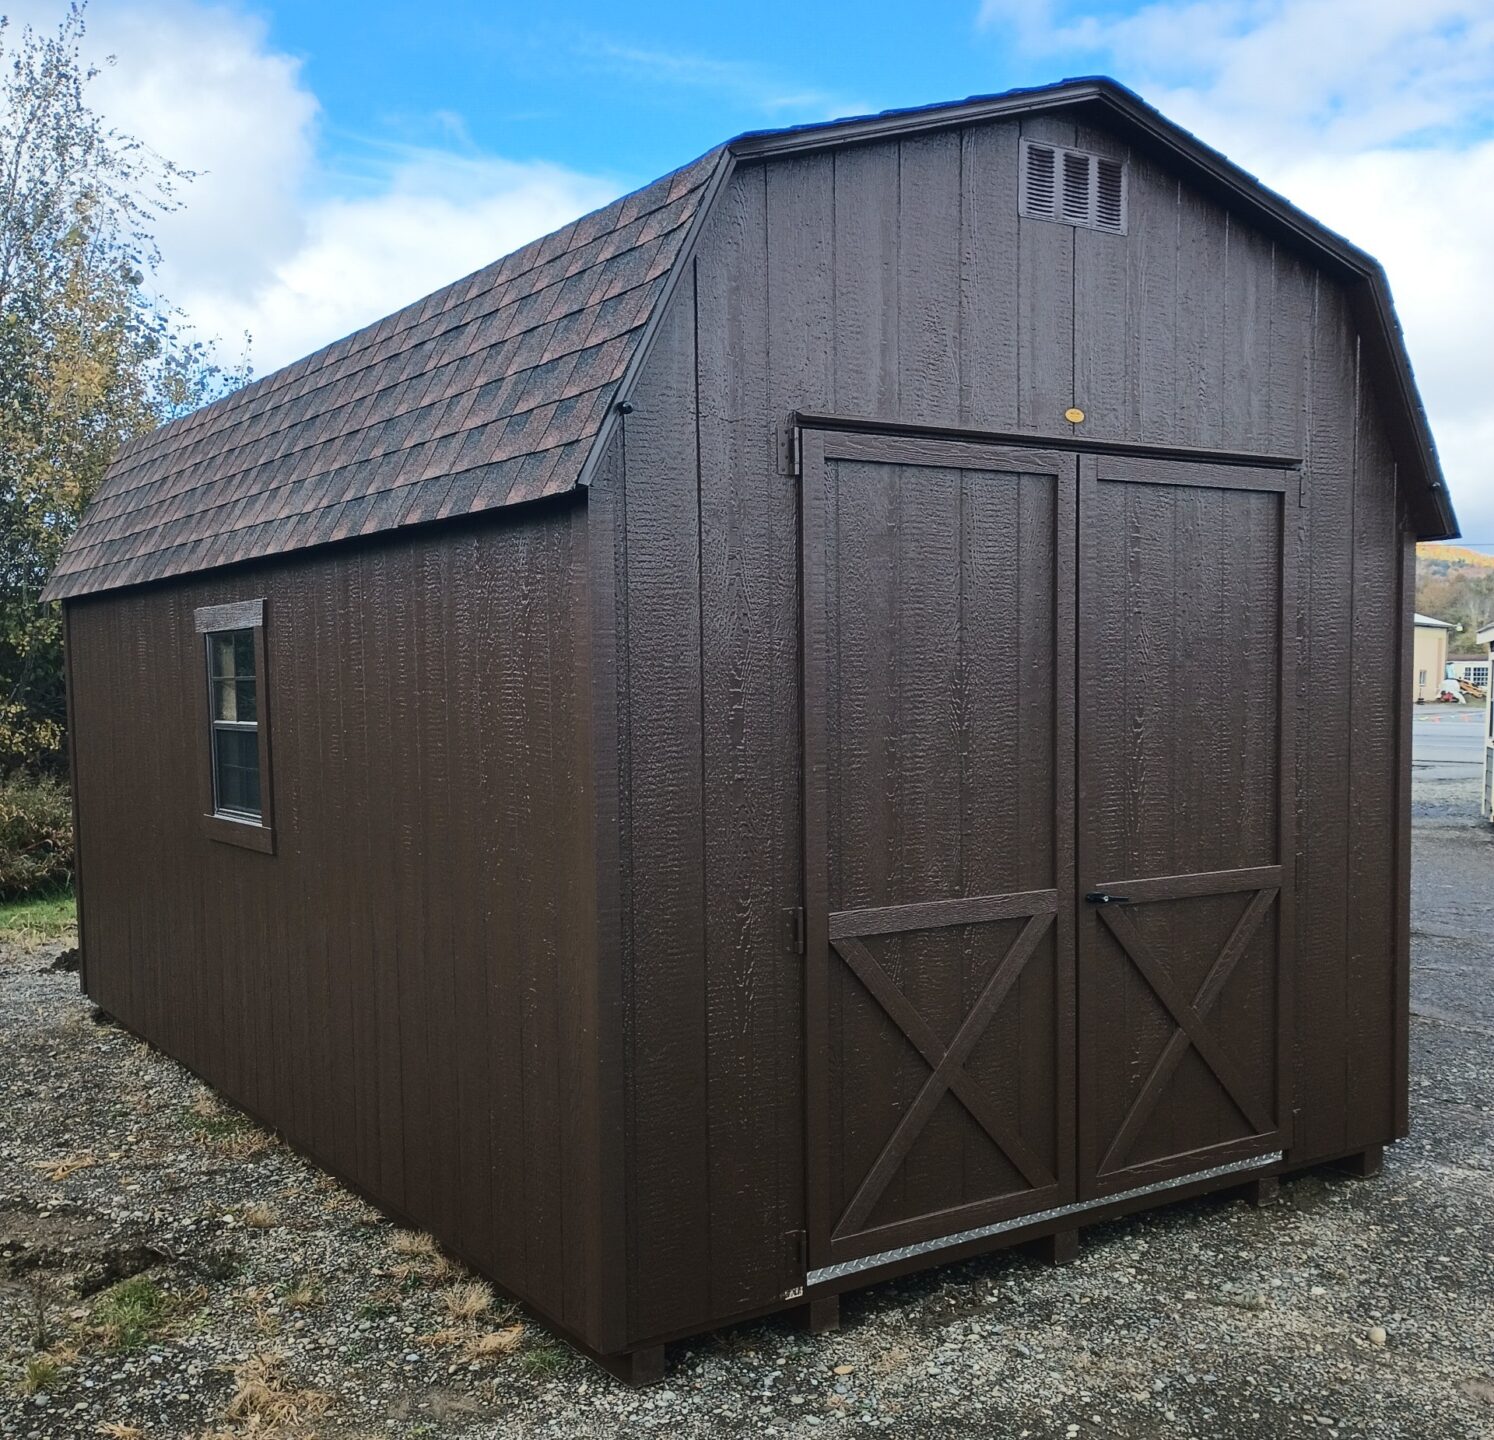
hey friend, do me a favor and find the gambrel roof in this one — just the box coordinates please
[44,147,725,599]
[45,77,1454,600]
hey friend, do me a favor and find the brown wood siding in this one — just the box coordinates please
[612,114,1412,1343]
[65,500,608,1346]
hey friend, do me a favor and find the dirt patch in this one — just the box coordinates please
[0,1203,163,1297]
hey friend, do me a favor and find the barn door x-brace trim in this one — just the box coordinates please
[796,421,1298,1290]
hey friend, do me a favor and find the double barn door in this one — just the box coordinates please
[799,428,1295,1279]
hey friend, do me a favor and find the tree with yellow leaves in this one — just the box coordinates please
[1,4,249,775]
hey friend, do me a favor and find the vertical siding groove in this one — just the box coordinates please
[690,255,716,1306]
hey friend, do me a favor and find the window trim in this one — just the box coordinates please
[193,599,274,854]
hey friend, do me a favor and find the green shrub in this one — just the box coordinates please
[0,774,73,901]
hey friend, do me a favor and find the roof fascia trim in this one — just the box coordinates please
[725,83,1109,159]
[574,147,738,493]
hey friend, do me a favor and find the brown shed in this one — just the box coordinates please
[45,78,1457,1381]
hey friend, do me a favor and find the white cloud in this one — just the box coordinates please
[6,1,620,372]
[184,148,617,371]
[979,0,1494,538]
[81,0,319,301]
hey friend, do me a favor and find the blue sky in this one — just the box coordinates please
[260,2,1078,184]
[8,0,1494,538]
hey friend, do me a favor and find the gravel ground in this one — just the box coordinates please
[2,767,1491,1440]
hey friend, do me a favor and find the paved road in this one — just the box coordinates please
[1411,701,1486,781]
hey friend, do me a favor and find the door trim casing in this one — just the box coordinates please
[794,411,1303,473]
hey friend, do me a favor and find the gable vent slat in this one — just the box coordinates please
[1022,143,1057,220]
[1095,157,1126,232]
[1020,140,1127,236]
[1062,150,1092,223]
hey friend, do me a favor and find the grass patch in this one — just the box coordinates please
[22,1352,61,1394]
[518,1336,570,1380]
[280,1273,324,1310]
[183,1095,274,1158]
[0,885,75,944]
[90,1276,175,1351]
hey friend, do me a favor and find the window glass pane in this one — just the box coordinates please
[211,677,257,723]
[209,629,257,681]
[210,632,235,679]
[214,727,261,817]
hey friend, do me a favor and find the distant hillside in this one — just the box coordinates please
[1417,544,1494,649]
[1418,543,1494,577]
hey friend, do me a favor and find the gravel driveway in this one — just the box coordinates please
[2,765,1491,1440]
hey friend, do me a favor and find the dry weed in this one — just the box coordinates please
[416,1326,468,1347]
[222,1351,330,1427]
[239,1286,281,1338]
[30,1152,96,1181]
[440,1280,492,1323]
[388,1229,458,1283]
[96,1424,145,1439]
[214,1127,273,1160]
[872,1344,913,1375]
[186,1093,275,1158]
[464,1324,525,1361]
[241,1203,278,1229]
[390,1229,440,1259]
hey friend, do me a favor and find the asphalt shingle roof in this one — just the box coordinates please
[43,146,723,600]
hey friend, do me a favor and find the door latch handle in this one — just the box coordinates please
[1084,892,1131,905]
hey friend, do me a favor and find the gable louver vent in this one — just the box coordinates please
[1020,140,1127,234]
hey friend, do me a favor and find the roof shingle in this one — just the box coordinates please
[44,146,723,600]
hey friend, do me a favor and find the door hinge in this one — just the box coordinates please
[783,1229,807,1299]
[790,905,806,954]
[789,425,803,479]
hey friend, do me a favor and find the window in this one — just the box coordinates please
[194,599,273,852]
[208,629,261,818]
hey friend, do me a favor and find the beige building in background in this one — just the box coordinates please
[1413,613,1454,703]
